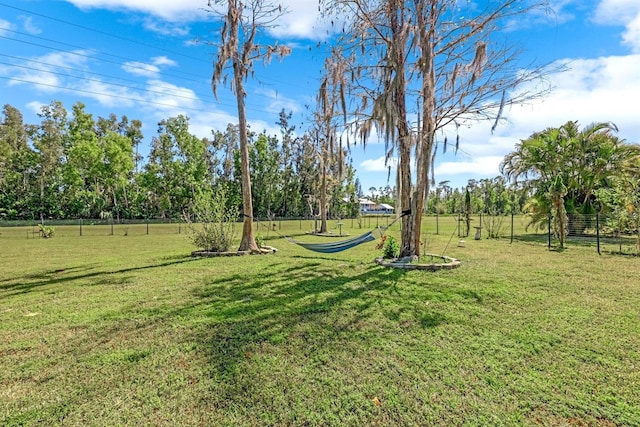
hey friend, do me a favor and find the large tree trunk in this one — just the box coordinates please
[398,131,415,258]
[411,0,437,258]
[390,0,415,259]
[234,68,259,253]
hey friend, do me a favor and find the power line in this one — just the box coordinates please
[0,2,210,64]
[0,52,202,97]
[0,29,206,82]
[0,3,323,119]
[0,75,277,117]
[0,60,212,105]
[0,52,294,106]
[0,3,322,92]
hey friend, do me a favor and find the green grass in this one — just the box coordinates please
[1,219,639,426]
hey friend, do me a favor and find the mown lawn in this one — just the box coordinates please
[1,220,639,426]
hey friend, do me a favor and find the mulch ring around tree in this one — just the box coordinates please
[191,246,277,257]
[375,254,461,271]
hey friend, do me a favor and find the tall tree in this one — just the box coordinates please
[27,100,68,219]
[500,121,639,236]
[0,104,34,219]
[211,0,291,252]
[276,109,299,217]
[322,0,551,257]
[314,51,349,233]
[143,115,209,219]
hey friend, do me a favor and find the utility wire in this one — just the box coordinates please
[0,29,205,82]
[0,3,321,91]
[0,2,211,64]
[0,52,292,106]
[0,75,278,117]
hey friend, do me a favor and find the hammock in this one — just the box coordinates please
[285,231,377,254]
[262,210,409,254]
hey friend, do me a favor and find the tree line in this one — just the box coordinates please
[0,102,361,222]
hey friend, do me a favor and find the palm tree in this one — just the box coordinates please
[501,120,639,238]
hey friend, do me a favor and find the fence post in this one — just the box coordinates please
[110,219,114,236]
[510,213,514,244]
[80,218,83,237]
[457,212,461,237]
[548,214,552,249]
[596,213,600,255]
[147,219,149,235]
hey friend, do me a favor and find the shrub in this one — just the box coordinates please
[38,224,55,238]
[184,187,238,252]
[382,236,399,259]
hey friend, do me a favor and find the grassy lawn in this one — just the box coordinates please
[1,219,639,426]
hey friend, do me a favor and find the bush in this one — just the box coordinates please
[38,224,55,238]
[184,187,238,253]
[382,236,399,259]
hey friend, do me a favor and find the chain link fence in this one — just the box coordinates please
[2,213,637,255]
[421,213,639,255]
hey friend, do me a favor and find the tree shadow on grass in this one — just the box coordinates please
[177,260,484,381]
[0,255,199,298]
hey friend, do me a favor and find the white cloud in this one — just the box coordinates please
[270,0,334,39]
[20,16,42,35]
[122,61,161,77]
[152,56,177,67]
[594,0,640,51]
[6,51,91,92]
[0,19,14,35]
[80,79,140,107]
[65,0,206,21]
[434,156,504,178]
[143,79,199,111]
[623,14,640,52]
[143,18,191,36]
[360,155,397,173]
[254,87,302,115]
[26,101,47,116]
[428,53,640,187]
[64,0,331,40]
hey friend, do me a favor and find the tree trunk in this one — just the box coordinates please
[319,159,328,233]
[411,1,437,258]
[234,67,259,253]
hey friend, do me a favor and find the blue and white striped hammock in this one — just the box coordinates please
[285,231,377,254]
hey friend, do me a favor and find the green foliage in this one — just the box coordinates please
[37,223,54,238]
[382,236,399,259]
[1,102,358,222]
[184,187,238,252]
[501,120,640,235]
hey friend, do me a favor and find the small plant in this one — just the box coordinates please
[184,187,238,253]
[38,224,55,238]
[382,236,399,259]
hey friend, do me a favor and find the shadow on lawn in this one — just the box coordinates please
[179,260,482,380]
[0,255,199,297]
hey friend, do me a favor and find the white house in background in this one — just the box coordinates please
[377,203,395,214]
[344,197,395,214]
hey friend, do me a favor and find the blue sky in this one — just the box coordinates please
[1,0,639,193]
